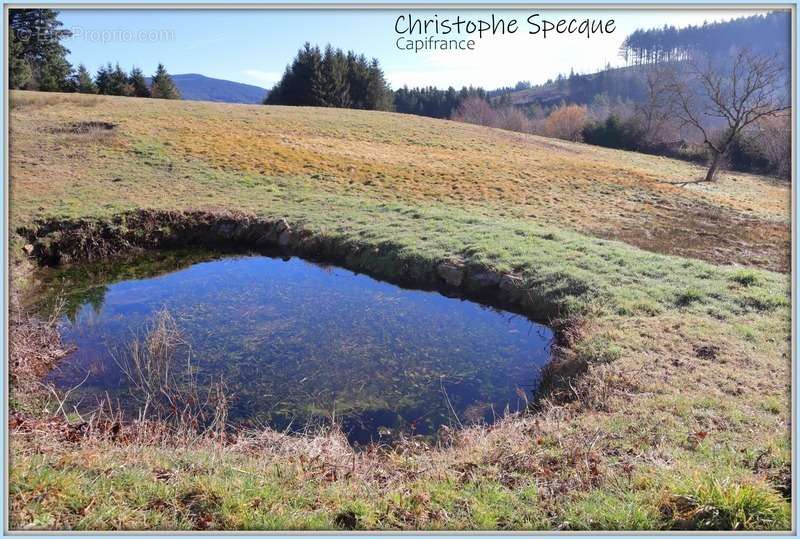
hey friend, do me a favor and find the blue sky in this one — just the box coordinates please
[57,9,766,90]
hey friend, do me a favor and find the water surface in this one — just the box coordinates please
[41,250,553,443]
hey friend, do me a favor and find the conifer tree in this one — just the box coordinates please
[346,52,371,109]
[150,63,180,99]
[94,63,112,94]
[365,58,393,111]
[71,63,96,94]
[321,45,350,107]
[9,30,32,89]
[128,67,151,97]
[9,9,72,91]
[109,63,131,96]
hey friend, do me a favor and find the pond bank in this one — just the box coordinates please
[18,209,588,397]
[19,209,568,321]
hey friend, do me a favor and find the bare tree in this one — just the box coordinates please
[450,96,498,128]
[667,48,789,182]
[749,113,792,179]
[636,65,680,147]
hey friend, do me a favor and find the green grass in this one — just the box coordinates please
[662,474,791,530]
[8,91,792,531]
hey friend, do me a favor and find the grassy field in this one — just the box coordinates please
[8,90,792,530]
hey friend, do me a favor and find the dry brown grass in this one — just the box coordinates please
[8,289,71,402]
[8,90,790,271]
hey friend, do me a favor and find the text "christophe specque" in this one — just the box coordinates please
[395,13,616,52]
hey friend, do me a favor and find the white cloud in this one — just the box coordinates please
[241,69,281,88]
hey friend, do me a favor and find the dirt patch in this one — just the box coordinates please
[592,199,790,273]
[51,121,117,134]
[693,344,720,361]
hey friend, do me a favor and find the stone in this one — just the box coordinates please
[437,262,464,287]
[278,229,292,247]
[499,274,524,292]
[273,218,290,234]
[499,274,526,301]
[215,223,236,239]
[468,270,502,288]
[264,218,291,244]
[22,244,34,255]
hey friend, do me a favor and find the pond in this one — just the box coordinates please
[38,250,553,444]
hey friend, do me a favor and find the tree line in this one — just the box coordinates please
[453,48,790,181]
[619,12,789,66]
[265,43,392,110]
[88,63,179,98]
[265,43,493,119]
[394,86,487,119]
[9,9,180,99]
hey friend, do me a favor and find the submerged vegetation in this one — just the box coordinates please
[37,249,553,442]
[8,91,791,530]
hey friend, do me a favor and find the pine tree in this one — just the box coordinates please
[346,52,370,109]
[8,9,72,91]
[128,66,150,97]
[264,66,291,104]
[265,43,392,111]
[108,63,131,96]
[296,43,325,105]
[71,63,96,94]
[365,59,393,111]
[94,63,112,94]
[321,45,350,107]
[265,43,323,106]
[8,30,32,89]
[150,63,180,99]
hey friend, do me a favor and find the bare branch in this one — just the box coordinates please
[664,48,788,181]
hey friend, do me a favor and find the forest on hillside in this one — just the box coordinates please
[504,12,790,109]
[619,12,790,66]
[463,11,792,180]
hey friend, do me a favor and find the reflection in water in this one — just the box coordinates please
[39,250,553,443]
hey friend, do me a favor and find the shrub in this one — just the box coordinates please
[581,115,644,151]
[544,104,587,142]
[451,97,498,128]
[495,106,532,133]
[729,269,759,287]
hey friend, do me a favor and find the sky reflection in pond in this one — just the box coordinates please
[43,252,553,443]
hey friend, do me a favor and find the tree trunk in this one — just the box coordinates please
[705,150,723,182]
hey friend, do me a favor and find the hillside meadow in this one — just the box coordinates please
[8,90,792,530]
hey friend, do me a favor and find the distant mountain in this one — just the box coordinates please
[146,74,268,104]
